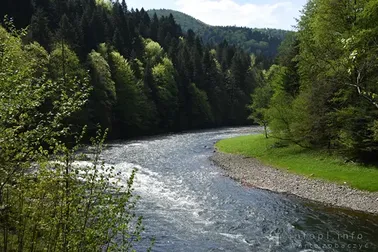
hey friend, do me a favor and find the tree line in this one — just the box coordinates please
[148,9,287,64]
[251,0,378,162]
[1,0,267,140]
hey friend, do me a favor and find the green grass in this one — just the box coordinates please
[216,134,378,192]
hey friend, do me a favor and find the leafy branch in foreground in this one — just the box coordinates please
[0,21,151,251]
[1,128,147,251]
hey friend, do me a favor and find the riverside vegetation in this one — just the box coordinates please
[220,0,378,194]
[0,21,152,251]
[250,0,378,163]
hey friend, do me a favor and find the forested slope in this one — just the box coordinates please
[250,0,378,162]
[1,0,266,140]
[147,9,209,33]
[148,9,288,60]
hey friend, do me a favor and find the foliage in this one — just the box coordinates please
[144,39,164,65]
[247,0,378,162]
[109,50,154,136]
[248,77,272,138]
[49,43,88,82]
[1,130,145,251]
[87,50,117,134]
[0,0,265,139]
[0,23,87,168]
[188,83,214,127]
[0,23,149,251]
[152,57,179,129]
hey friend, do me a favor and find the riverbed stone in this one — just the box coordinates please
[210,151,378,215]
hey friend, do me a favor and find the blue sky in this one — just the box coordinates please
[126,0,308,30]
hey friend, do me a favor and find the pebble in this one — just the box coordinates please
[210,151,378,215]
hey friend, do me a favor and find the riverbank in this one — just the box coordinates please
[211,135,378,214]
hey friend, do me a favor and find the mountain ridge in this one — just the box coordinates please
[147,9,210,33]
[147,9,289,58]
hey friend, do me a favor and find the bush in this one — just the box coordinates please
[0,21,151,251]
[1,129,145,251]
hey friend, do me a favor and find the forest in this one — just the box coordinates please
[0,0,269,249]
[1,0,270,141]
[148,9,287,62]
[251,0,378,162]
[147,9,209,35]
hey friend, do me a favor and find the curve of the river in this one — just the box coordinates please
[101,127,378,252]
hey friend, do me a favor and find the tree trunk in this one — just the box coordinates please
[263,122,268,139]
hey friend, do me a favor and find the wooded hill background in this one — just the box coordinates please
[1,0,281,139]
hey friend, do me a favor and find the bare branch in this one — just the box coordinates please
[345,83,378,109]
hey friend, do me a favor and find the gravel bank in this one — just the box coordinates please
[210,151,378,215]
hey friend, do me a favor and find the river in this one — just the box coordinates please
[100,127,378,252]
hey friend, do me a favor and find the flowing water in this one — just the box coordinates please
[100,127,378,252]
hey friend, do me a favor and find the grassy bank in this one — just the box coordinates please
[216,134,378,192]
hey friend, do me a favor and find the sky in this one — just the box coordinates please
[125,0,308,30]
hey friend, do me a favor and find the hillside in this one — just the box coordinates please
[147,9,289,58]
[147,9,209,33]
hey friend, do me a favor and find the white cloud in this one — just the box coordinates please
[174,0,298,30]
